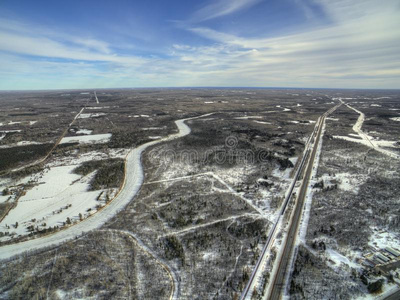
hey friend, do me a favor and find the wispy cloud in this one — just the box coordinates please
[190,0,263,22]
[0,19,146,65]
[176,0,400,88]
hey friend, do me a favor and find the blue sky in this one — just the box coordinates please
[0,0,399,90]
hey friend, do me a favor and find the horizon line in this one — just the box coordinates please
[1,86,399,93]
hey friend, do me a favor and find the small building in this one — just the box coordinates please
[362,259,376,268]
[383,251,396,260]
[385,247,400,258]
[376,253,390,263]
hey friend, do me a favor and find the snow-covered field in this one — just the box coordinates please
[0,121,37,126]
[276,105,291,112]
[333,135,399,152]
[86,106,110,110]
[75,129,93,135]
[60,133,112,144]
[234,116,263,120]
[78,113,106,119]
[7,121,21,125]
[0,146,130,241]
[142,127,165,130]
[0,166,106,239]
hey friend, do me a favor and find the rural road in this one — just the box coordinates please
[0,113,213,261]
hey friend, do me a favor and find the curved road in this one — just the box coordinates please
[0,113,213,261]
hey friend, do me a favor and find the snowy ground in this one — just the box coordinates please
[0,165,108,240]
[75,129,93,135]
[333,135,399,151]
[60,133,112,144]
[234,116,264,120]
[86,106,110,110]
[368,228,400,250]
[0,140,44,148]
[318,172,368,194]
[78,113,106,119]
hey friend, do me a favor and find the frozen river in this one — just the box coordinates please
[0,113,213,261]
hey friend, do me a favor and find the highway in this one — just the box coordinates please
[240,146,311,299]
[268,102,341,299]
[240,102,341,300]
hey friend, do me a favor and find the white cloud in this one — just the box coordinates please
[190,0,263,22]
[179,0,400,88]
[0,24,147,66]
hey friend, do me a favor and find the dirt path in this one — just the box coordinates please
[344,102,399,159]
